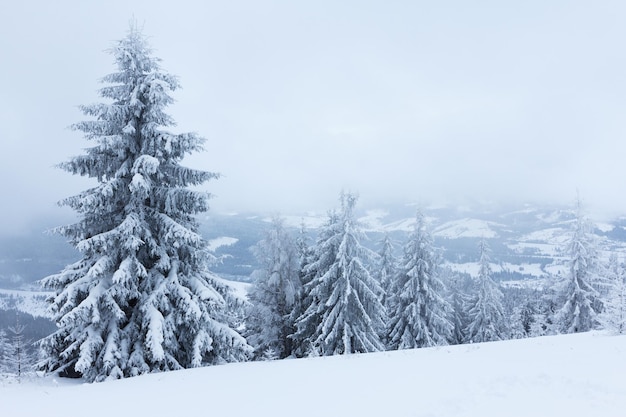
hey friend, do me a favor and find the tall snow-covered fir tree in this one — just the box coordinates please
[555,199,603,334]
[465,239,507,343]
[39,27,250,382]
[387,211,452,349]
[245,217,301,359]
[294,193,385,356]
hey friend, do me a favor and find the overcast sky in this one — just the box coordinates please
[1,1,625,233]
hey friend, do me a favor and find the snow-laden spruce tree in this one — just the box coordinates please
[245,217,301,359]
[465,239,507,343]
[446,270,471,345]
[376,233,397,344]
[514,300,538,338]
[289,221,319,357]
[599,254,626,334]
[528,288,558,337]
[387,211,452,349]
[376,233,397,309]
[40,26,250,382]
[555,200,603,334]
[0,328,8,373]
[294,193,385,355]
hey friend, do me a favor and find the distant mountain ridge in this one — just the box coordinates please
[1,202,626,288]
[199,202,626,284]
[1,202,625,341]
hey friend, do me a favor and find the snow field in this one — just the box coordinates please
[0,289,51,318]
[206,236,239,252]
[2,332,624,417]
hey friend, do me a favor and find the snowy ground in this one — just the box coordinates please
[0,288,51,318]
[446,260,554,280]
[206,236,239,252]
[433,218,502,239]
[2,332,625,416]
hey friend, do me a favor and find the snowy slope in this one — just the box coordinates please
[3,332,625,417]
[206,236,239,252]
[0,289,50,318]
[277,214,328,229]
[447,261,550,279]
[10,204,626,287]
[215,276,251,301]
[433,218,502,239]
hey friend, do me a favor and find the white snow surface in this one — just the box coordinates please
[217,277,251,301]
[383,217,417,232]
[596,222,615,233]
[0,289,51,318]
[447,261,550,278]
[206,236,238,252]
[278,214,328,229]
[433,218,501,239]
[3,332,625,416]
[358,209,389,231]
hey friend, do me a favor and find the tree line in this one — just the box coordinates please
[243,193,626,360]
[34,26,626,382]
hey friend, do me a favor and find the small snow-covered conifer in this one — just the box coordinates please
[40,26,250,381]
[295,193,385,355]
[0,328,8,373]
[376,233,397,309]
[600,254,626,334]
[517,301,537,338]
[6,318,31,381]
[387,211,452,349]
[465,239,507,343]
[376,233,397,344]
[447,271,471,345]
[245,217,301,359]
[529,289,558,337]
[289,221,320,357]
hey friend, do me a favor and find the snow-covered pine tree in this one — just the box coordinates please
[387,211,452,349]
[508,304,530,340]
[517,300,537,338]
[446,270,471,345]
[600,254,626,334]
[529,288,558,337]
[6,317,31,382]
[295,220,313,269]
[245,217,301,359]
[294,193,385,355]
[501,286,532,340]
[39,26,250,382]
[0,328,8,374]
[289,220,324,357]
[465,239,507,343]
[376,233,397,345]
[555,199,603,334]
[376,233,397,309]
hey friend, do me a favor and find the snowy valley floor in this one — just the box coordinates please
[2,332,625,417]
